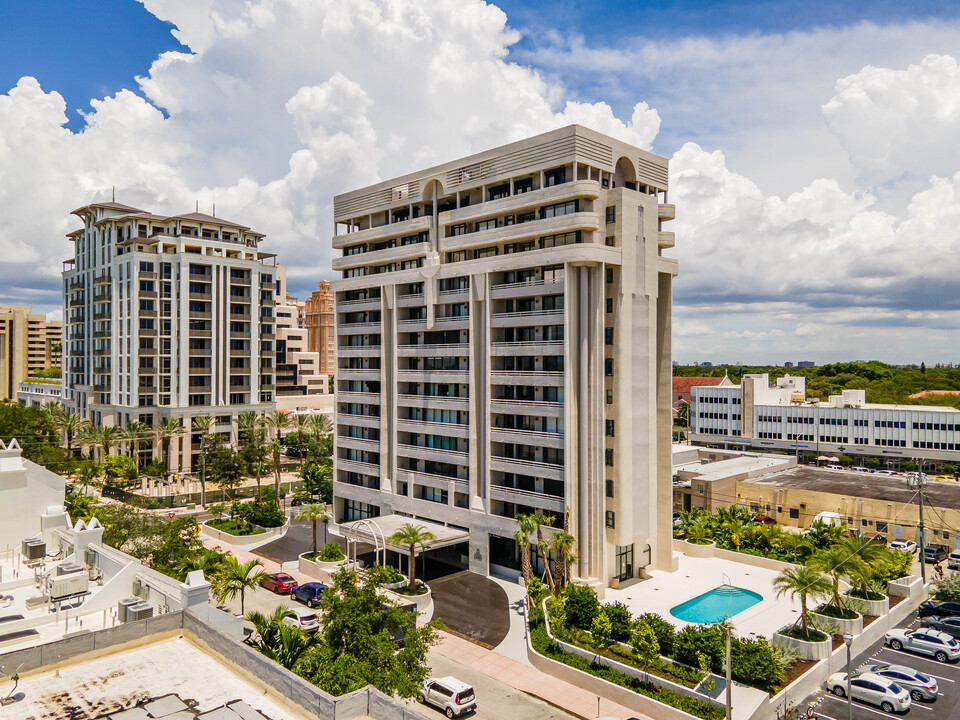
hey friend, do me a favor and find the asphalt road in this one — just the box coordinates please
[809,613,960,720]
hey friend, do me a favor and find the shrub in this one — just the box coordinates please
[546,595,567,632]
[563,583,600,629]
[636,613,676,657]
[872,549,913,584]
[366,563,404,586]
[236,498,285,528]
[316,543,344,562]
[934,573,960,602]
[778,625,828,643]
[527,577,549,604]
[603,602,633,642]
[731,636,786,691]
[674,624,724,671]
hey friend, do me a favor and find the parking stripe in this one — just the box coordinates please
[819,696,913,719]
[874,647,959,678]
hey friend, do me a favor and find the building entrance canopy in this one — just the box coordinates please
[339,515,468,557]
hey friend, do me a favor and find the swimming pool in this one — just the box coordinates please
[669,585,763,624]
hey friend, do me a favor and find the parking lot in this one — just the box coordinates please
[810,614,960,719]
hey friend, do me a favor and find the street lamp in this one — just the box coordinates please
[843,632,853,720]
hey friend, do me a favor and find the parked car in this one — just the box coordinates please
[825,671,911,714]
[922,616,960,638]
[260,572,298,594]
[859,663,939,702]
[752,515,776,525]
[418,676,476,718]
[889,540,917,554]
[282,607,319,633]
[884,628,960,663]
[918,600,960,619]
[291,581,327,608]
[948,551,960,570]
[922,544,949,564]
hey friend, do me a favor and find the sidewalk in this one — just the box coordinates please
[433,630,652,720]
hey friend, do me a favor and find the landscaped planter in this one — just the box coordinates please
[812,608,863,636]
[383,583,431,613]
[888,575,923,600]
[297,552,356,580]
[680,539,716,559]
[201,517,288,546]
[844,590,889,617]
[772,631,832,661]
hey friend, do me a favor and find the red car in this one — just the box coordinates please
[752,515,777,525]
[260,573,298,594]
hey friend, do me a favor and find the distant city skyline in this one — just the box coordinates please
[1,0,959,361]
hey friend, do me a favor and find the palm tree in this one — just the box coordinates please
[123,421,150,468]
[781,532,812,563]
[550,530,577,594]
[237,410,262,447]
[308,413,332,456]
[291,414,310,463]
[177,548,224,579]
[296,502,330,555]
[82,424,124,461]
[269,438,283,506]
[246,606,295,650]
[809,546,863,613]
[531,512,556,588]
[683,518,712,545]
[387,523,436,592]
[215,556,267,616]
[841,535,888,597]
[261,623,314,670]
[192,414,215,504]
[514,513,537,587]
[59,411,90,456]
[722,517,748,551]
[154,417,185,477]
[773,565,832,639]
[264,409,290,443]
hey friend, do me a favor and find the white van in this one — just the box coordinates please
[948,551,960,570]
[419,676,476,717]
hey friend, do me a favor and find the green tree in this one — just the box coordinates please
[123,420,151,468]
[215,556,268,615]
[101,454,137,486]
[780,532,811,563]
[550,529,577,595]
[563,583,600,629]
[205,434,244,499]
[631,620,660,686]
[296,502,331,555]
[590,609,614,657]
[773,565,831,638]
[154,417,185,477]
[308,413,332,460]
[386,523,436,592]
[299,459,332,503]
[240,426,269,500]
[934,573,960,602]
[246,605,295,651]
[841,535,888,596]
[269,438,284,507]
[291,414,310,463]
[531,512,556,592]
[809,545,862,613]
[513,513,538,587]
[57,410,90,456]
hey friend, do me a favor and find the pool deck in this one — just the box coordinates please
[605,553,803,641]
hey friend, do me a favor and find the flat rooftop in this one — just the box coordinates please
[745,466,960,511]
[13,636,314,720]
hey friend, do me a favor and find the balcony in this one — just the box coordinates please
[440,179,601,225]
[490,426,564,449]
[332,240,430,271]
[396,418,469,438]
[93,272,112,286]
[138,290,156,300]
[441,212,600,254]
[337,413,381,429]
[397,369,468,383]
[332,214,432,249]
[490,484,564,513]
[396,469,467,493]
[230,275,251,286]
[188,366,211,375]
[397,394,469,411]
[139,271,157,280]
[230,295,251,304]
[69,297,85,308]
[490,397,563,417]
[338,296,381,311]
[337,321,381,333]
[658,203,676,221]
[490,277,565,300]
[338,391,381,403]
[92,329,110,339]
[338,368,380,381]
[189,292,212,301]
[337,458,381,475]
[489,370,563,386]
[92,383,110,393]
[230,348,250,356]
[658,231,675,249]
[139,366,158,375]
[92,348,111,357]
[397,343,468,357]
[189,311,213,320]
[230,313,251,322]
[93,310,111,321]
[491,340,563,356]
[190,329,212,338]
[397,443,467,464]
[490,455,564,482]
[337,436,381,453]
[139,328,157,337]
[339,344,382,358]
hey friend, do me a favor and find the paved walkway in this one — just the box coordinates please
[433,630,651,720]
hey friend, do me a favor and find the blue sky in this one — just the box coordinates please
[1,0,959,364]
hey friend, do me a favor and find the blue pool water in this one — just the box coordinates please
[669,585,763,623]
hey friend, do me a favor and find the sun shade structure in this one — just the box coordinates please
[339,514,468,557]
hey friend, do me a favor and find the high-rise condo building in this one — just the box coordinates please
[275,266,325,397]
[331,125,678,588]
[305,280,335,375]
[0,305,61,400]
[62,202,277,471]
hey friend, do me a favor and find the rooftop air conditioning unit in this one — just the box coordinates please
[83,549,97,567]
[127,602,154,621]
[132,579,143,597]
[49,572,89,602]
[118,597,140,623]
[21,539,45,561]
[57,562,85,576]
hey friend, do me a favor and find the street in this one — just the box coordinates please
[808,613,960,720]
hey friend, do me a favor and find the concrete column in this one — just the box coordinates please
[578,266,590,579]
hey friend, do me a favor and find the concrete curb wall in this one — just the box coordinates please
[672,538,800,573]
[202,518,289,547]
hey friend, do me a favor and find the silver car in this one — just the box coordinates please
[885,628,960,662]
[860,663,938,702]
[921,615,960,639]
[825,671,912,714]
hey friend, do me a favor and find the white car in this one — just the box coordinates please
[826,671,912,714]
[419,676,476,718]
[885,628,960,663]
[889,540,917,554]
[282,607,319,633]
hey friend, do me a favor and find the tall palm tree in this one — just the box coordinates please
[269,438,283,506]
[237,410,262,447]
[214,556,267,616]
[773,565,832,639]
[531,512,556,588]
[841,535,888,597]
[296,502,331,555]
[809,546,863,613]
[308,413,332,456]
[291,414,310,463]
[246,606,295,650]
[550,530,577,595]
[82,424,125,461]
[154,417,185,477]
[59,411,90,456]
[264,409,290,443]
[514,513,538,587]
[123,421,150,468]
[780,532,812,563]
[193,415,215,493]
[387,523,436,592]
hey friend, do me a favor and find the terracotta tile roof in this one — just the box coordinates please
[908,390,960,398]
[673,376,725,394]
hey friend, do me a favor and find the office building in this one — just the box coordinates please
[690,373,960,466]
[0,305,61,399]
[305,280,335,375]
[62,201,276,472]
[275,266,326,396]
[331,125,678,588]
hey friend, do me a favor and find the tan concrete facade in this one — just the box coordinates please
[330,125,678,588]
[0,305,61,400]
[275,266,326,397]
[305,280,335,376]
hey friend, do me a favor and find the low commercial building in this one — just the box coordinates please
[0,305,61,400]
[275,266,327,398]
[672,445,795,513]
[690,373,960,467]
[672,374,731,410]
[16,379,63,407]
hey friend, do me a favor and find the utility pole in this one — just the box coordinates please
[913,465,927,585]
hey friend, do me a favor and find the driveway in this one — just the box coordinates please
[430,571,510,648]
[253,519,373,564]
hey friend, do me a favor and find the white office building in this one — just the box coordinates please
[331,125,678,588]
[690,373,960,466]
[62,201,277,471]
